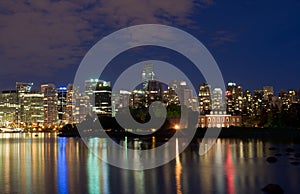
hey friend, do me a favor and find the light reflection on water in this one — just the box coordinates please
[0,133,300,194]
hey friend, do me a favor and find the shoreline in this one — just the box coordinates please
[57,126,300,140]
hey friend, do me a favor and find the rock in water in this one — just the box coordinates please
[285,148,295,153]
[269,147,278,151]
[294,153,300,158]
[290,161,300,166]
[266,156,277,163]
[261,184,284,194]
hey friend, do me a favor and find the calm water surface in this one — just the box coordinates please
[0,133,300,194]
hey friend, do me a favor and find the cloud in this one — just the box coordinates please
[0,0,214,81]
[210,30,236,46]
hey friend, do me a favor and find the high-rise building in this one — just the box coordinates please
[57,86,67,124]
[85,79,99,96]
[130,90,146,109]
[16,82,33,93]
[94,80,112,116]
[263,86,274,101]
[166,80,196,109]
[278,90,297,110]
[198,83,211,115]
[142,64,155,90]
[146,80,163,107]
[212,88,225,113]
[21,92,44,124]
[226,82,243,115]
[112,90,131,116]
[242,89,253,117]
[74,93,90,123]
[41,84,58,125]
[65,84,76,123]
[0,90,18,126]
[16,82,34,124]
[253,89,264,115]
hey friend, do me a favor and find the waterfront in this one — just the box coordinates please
[1,133,300,194]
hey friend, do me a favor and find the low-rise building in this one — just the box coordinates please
[199,111,242,128]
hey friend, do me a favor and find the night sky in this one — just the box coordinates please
[0,0,300,93]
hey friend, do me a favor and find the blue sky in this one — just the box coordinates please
[0,0,300,93]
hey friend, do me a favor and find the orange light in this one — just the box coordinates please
[174,124,180,130]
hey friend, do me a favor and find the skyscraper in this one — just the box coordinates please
[21,92,44,124]
[0,90,18,126]
[65,84,76,123]
[263,86,274,101]
[212,88,225,113]
[16,82,34,125]
[94,80,112,116]
[142,64,155,90]
[57,86,67,124]
[198,83,211,115]
[226,82,243,115]
[41,84,58,125]
[146,79,163,107]
[253,89,264,116]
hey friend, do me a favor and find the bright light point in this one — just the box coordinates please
[174,124,180,130]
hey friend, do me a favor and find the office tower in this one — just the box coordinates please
[166,80,196,109]
[85,79,112,115]
[85,79,99,96]
[164,87,179,105]
[94,80,112,116]
[21,92,44,124]
[226,82,243,115]
[164,81,180,105]
[188,97,199,111]
[198,83,211,115]
[65,84,76,123]
[16,82,33,93]
[278,90,297,110]
[130,90,146,109]
[263,86,274,101]
[74,93,90,123]
[16,82,34,125]
[142,64,155,90]
[112,90,131,116]
[146,80,163,106]
[242,89,253,116]
[41,84,58,125]
[253,89,264,115]
[212,88,224,113]
[0,90,18,126]
[57,86,67,124]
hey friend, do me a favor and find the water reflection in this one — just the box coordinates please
[175,138,183,194]
[58,138,68,194]
[225,145,236,194]
[87,138,110,194]
[0,134,300,194]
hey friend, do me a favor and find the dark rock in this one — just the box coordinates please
[290,161,300,166]
[261,184,284,194]
[266,157,278,163]
[285,148,295,152]
[294,153,300,158]
[274,153,282,157]
[269,147,278,151]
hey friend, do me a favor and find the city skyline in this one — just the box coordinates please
[1,79,300,96]
[0,1,300,92]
